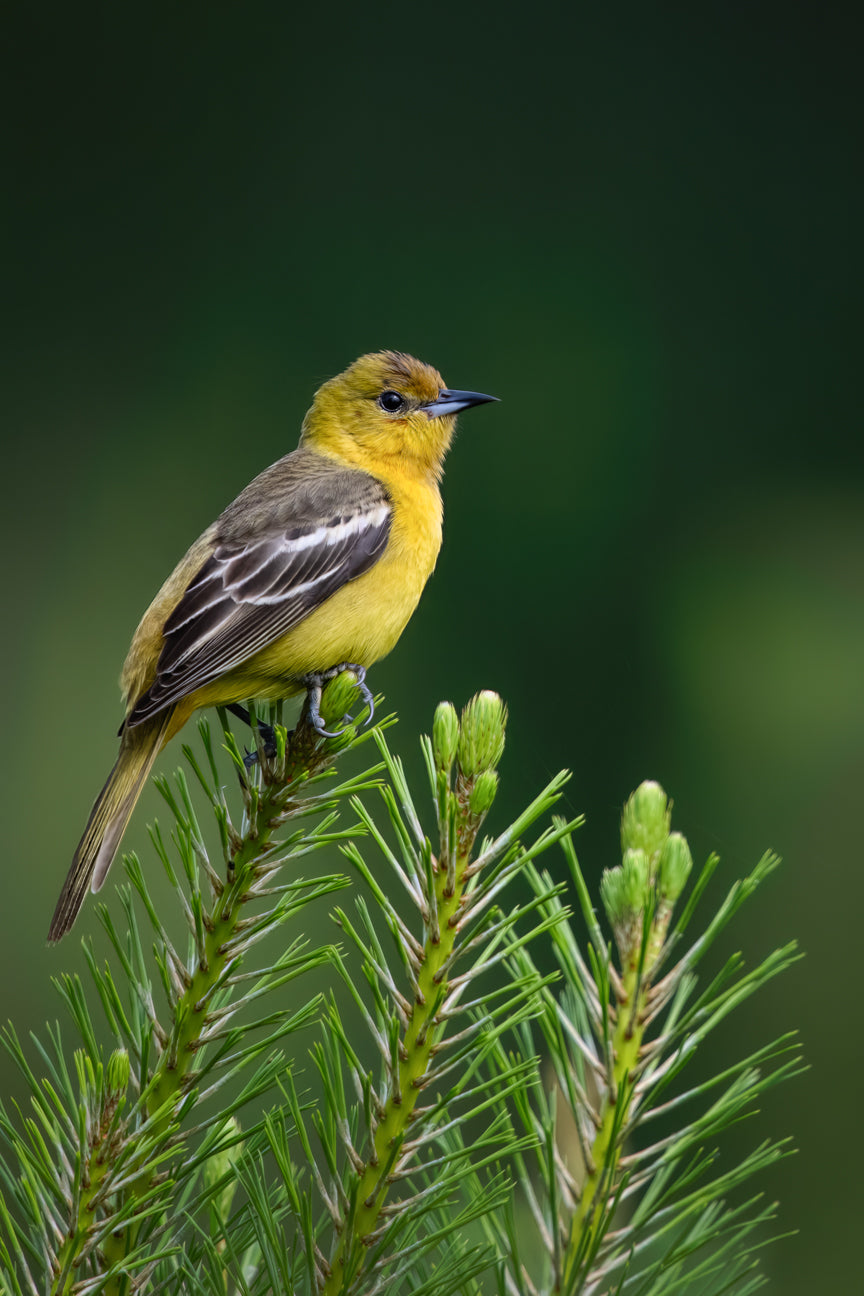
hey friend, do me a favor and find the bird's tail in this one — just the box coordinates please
[48,713,172,943]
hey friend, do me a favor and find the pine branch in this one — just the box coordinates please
[0,696,802,1296]
[479,782,803,1296]
[289,693,577,1296]
[1,674,380,1296]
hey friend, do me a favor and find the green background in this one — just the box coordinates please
[3,4,861,1289]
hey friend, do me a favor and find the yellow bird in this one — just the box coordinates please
[49,351,496,941]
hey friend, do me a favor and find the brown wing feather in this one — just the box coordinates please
[126,462,391,726]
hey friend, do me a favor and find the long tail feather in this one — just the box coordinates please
[48,713,172,942]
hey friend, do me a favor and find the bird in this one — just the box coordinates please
[48,350,497,942]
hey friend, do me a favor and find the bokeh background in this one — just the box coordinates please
[4,3,862,1289]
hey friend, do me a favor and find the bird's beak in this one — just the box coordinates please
[421,388,499,418]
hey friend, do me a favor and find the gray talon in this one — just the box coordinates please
[357,679,375,725]
[303,663,375,737]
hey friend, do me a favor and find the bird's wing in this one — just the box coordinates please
[126,471,391,725]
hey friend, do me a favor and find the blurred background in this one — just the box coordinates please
[3,2,861,1289]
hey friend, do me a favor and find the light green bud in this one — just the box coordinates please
[659,832,692,902]
[320,670,362,727]
[599,867,626,928]
[106,1048,130,1095]
[457,691,507,777]
[621,781,671,860]
[600,848,650,929]
[432,701,459,773]
[469,768,499,816]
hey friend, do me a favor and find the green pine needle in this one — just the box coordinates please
[0,697,801,1296]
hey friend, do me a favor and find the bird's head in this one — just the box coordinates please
[301,351,497,478]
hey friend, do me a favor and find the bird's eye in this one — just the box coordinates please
[378,391,405,413]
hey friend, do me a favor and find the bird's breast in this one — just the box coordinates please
[241,474,443,683]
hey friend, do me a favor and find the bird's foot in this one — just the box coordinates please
[303,664,375,738]
[227,703,280,768]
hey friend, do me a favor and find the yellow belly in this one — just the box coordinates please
[195,537,436,706]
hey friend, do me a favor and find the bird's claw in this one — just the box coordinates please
[304,664,375,738]
[305,682,344,738]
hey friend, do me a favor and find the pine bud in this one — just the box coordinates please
[106,1048,130,1095]
[320,671,362,727]
[659,831,692,902]
[601,848,651,963]
[432,701,459,774]
[457,691,507,777]
[621,781,670,861]
[601,848,650,926]
[469,768,499,816]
